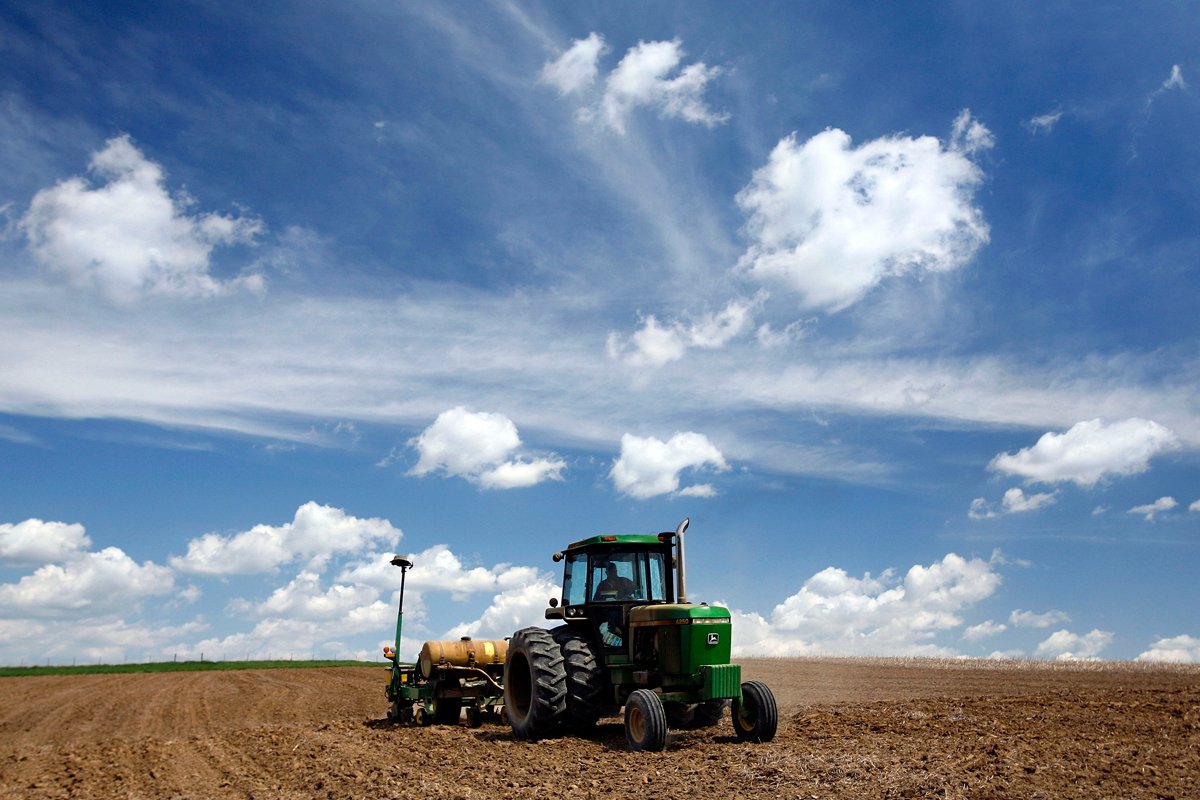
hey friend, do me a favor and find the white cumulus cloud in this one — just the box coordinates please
[0,547,174,618]
[20,135,263,302]
[600,39,727,133]
[963,620,1007,641]
[989,418,1180,487]
[606,297,759,368]
[1035,628,1114,660]
[170,501,402,575]
[731,552,1003,657]
[544,35,726,134]
[1002,487,1058,513]
[735,112,991,312]
[445,576,560,641]
[1009,609,1070,629]
[0,617,208,665]
[1128,496,1177,521]
[407,407,565,489]
[540,32,607,94]
[969,487,1058,520]
[249,570,386,622]
[0,519,92,565]
[338,544,539,600]
[1137,633,1200,663]
[610,431,729,499]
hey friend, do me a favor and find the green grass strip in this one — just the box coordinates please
[0,659,380,677]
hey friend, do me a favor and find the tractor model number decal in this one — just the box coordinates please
[707,632,720,645]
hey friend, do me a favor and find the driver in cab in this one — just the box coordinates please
[594,562,636,601]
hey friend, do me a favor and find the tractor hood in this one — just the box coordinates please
[629,603,731,623]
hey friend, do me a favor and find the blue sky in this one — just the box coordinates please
[1,1,1198,665]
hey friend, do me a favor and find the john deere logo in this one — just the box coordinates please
[707,632,719,645]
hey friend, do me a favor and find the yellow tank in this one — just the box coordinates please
[418,637,509,678]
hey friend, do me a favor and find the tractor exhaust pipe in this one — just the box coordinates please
[674,517,690,604]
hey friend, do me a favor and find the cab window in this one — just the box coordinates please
[591,552,643,601]
[646,551,668,602]
[561,553,588,606]
[588,550,671,603]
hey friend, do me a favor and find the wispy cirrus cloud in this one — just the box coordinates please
[1026,109,1064,134]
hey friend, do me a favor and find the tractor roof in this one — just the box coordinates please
[564,533,671,552]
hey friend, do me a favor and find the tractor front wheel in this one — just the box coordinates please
[503,627,567,740]
[732,680,778,743]
[625,690,668,752]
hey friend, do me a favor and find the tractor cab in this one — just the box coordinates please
[547,531,676,653]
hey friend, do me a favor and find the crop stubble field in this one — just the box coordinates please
[2,657,1197,799]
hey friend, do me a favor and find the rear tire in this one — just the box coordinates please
[625,689,668,752]
[552,627,605,733]
[503,627,567,740]
[732,680,777,743]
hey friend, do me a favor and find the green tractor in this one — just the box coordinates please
[502,518,777,751]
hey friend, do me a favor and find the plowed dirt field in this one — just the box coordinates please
[2,658,1197,799]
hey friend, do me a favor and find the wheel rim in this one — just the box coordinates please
[628,705,646,742]
[737,703,756,732]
